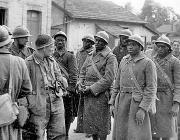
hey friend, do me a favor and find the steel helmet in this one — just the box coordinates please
[155,34,171,50]
[2,25,12,35]
[128,34,144,50]
[0,26,12,47]
[82,34,95,44]
[119,29,132,37]
[12,26,31,39]
[53,31,67,40]
[94,31,109,44]
[35,34,54,50]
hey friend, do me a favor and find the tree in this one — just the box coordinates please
[139,0,179,28]
[124,2,133,12]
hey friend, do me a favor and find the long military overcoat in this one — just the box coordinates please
[79,46,118,136]
[0,48,32,140]
[152,54,180,138]
[109,53,157,140]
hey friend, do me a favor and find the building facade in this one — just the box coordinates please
[0,0,52,48]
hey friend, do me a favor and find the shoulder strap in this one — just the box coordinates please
[153,59,174,90]
[9,55,14,101]
[90,52,112,79]
[54,56,69,79]
[128,63,143,93]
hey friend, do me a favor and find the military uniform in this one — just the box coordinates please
[25,52,66,140]
[9,43,34,59]
[75,46,94,132]
[79,46,117,136]
[0,48,32,140]
[53,50,78,135]
[109,52,157,140]
[151,53,180,138]
[112,45,128,65]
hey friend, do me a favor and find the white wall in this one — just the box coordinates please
[0,0,51,34]
[67,20,96,53]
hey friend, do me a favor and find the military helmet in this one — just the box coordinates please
[127,34,144,50]
[0,26,12,47]
[94,31,109,44]
[82,34,95,44]
[119,29,132,37]
[53,31,67,40]
[12,26,31,39]
[2,25,12,35]
[35,34,54,50]
[155,34,171,50]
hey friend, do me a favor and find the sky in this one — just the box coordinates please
[103,0,180,15]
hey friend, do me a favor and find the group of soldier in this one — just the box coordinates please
[0,24,180,140]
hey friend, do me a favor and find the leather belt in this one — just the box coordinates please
[120,87,135,94]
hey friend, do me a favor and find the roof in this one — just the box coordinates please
[96,24,124,37]
[157,24,173,33]
[52,0,146,24]
[144,24,159,35]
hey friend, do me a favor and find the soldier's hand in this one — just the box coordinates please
[135,108,145,126]
[110,105,115,118]
[170,103,179,117]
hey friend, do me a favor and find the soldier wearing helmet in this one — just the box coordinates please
[150,35,180,140]
[53,31,78,137]
[74,34,95,135]
[25,34,68,140]
[109,34,157,140]
[9,26,34,59]
[112,29,132,64]
[78,31,118,140]
[0,26,32,140]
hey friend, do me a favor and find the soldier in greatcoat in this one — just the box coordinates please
[25,34,68,140]
[9,26,34,59]
[0,26,32,140]
[151,35,180,140]
[172,40,180,140]
[53,31,78,137]
[78,31,118,140]
[109,34,157,140]
[112,29,132,65]
[74,35,95,133]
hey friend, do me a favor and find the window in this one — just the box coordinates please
[0,8,7,25]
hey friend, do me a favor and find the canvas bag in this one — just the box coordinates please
[0,55,19,127]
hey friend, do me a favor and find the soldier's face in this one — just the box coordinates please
[17,37,29,48]
[83,39,93,49]
[95,37,106,51]
[55,36,66,50]
[127,41,141,56]
[44,44,55,57]
[120,35,128,46]
[156,43,170,57]
[172,41,180,56]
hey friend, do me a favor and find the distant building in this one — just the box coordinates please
[51,0,158,53]
[0,0,52,48]
[157,21,180,41]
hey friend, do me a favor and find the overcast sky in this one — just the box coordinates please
[103,0,180,15]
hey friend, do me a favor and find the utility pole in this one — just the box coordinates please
[63,0,67,33]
